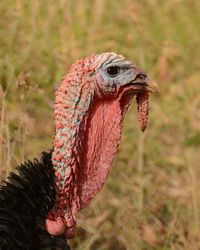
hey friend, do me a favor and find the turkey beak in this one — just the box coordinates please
[131,71,159,93]
[143,77,159,93]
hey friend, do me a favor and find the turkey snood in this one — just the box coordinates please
[45,52,159,238]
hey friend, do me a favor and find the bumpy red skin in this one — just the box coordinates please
[46,54,97,238]
[136,92,149,132]
[45,53,149,238]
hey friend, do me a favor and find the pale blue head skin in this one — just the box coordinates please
[93,52,146,96]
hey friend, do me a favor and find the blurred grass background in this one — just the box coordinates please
[0,0,200,249]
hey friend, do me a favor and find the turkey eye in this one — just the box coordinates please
[106,66,120,76]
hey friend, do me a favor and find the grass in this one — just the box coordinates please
[1,0,200,249]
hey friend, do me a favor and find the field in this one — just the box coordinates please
[1,0,200,249]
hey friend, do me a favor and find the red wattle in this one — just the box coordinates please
[45,217,66,236]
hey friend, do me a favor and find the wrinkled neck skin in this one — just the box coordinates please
[45,55,134,238]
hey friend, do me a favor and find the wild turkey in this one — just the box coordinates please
[0,52,159,249]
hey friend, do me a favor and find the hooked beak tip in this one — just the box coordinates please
[146,78,160,93]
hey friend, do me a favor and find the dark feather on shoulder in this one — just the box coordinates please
[0,152,70,250]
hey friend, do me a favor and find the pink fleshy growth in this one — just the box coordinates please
[56,123,63,129]
[45,217,66,236]
[136,92,149,132]
[77,93,134,209]
[57,142,64,147]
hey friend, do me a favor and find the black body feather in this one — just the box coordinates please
[0,152,70,250]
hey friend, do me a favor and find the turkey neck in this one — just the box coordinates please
[51,55,134,222]
[52,60,95,211]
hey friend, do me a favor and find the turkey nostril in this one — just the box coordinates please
[135,72,147,81]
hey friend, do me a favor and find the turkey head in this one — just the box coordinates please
[45,52,159,238]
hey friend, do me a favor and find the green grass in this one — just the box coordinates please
[1,0,200,249]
